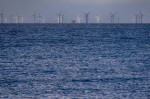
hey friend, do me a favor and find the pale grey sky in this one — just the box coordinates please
[0,0,150,23]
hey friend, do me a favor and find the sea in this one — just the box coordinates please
[0,24,150,99]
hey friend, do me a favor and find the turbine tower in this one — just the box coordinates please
[96,16,100,23]
[32,12,36,23]
[4,18,7,23]
[110,12,116,23]
[82,11,90,24]
[132,15,136,23]
[21,17,24,23]
[133,14,139,23]
[56,11,62,24]
[0,9,4,23]
[10,15,14,23]
[139,11,144,24]
[56,17,59,23]
[15,16,19,23]
[15,16,18,23]
[116,16,119,23]
[15,16,21,23]
[38,14,42,23]
[76,15,82,23]
[42,17,45,23]
[61,12,65,24]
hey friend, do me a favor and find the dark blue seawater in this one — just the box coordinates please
[0,24,150,98]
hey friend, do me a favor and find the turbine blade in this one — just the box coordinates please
[81,11,86,15]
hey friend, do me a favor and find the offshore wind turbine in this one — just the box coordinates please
[76,15,82,23]
[10,15,14,23]
[56,11,62,24]
[139,11,144,24]
[42,17,45,23]
[110,14,112,23]
[61,12,65,24]
[60,16,63,23]
[21,17,24,23]
[4,18,7,23]
[15,16,22,23]
[116,15,120,23]
[110,12,116,23]
[0,9,4,23]
[133,14,139,23]
[132,15,136,23]
[82,11,90,24]
[15,16,19,23]
[56,17,59,23]
[96,16,100,23]
[58,11,65,23]
[38,14,42,23]
[32,11,36,23]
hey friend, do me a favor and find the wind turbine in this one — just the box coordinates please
[0,9,4,23]
[56,11,62,24]
[15,16,19,23]
[21,17,24,23]
[31,11,36,23]
[132,15,136,23]
[96,16,101,23]
[15,16,18,23]
[38,14,42,23]
[76,15,82,23]
[116,15,120,23]
[4,17,7,23]
[42,17,45,23]
[110,12,116,23]
[82,11,90,24]
[56,17,59,23]
[10,15,14,23]
[61,12,65,23]
[139,11,144,24]
[15,15,21,23]
[133,14,139,23]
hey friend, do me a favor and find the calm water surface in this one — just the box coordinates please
[0,24,150,98]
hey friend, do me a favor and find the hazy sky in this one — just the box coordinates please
[0,0,150,23]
